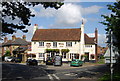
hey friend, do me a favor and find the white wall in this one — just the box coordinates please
[30,41,96,61]
[84,44,96,60]
[31,41,80,53]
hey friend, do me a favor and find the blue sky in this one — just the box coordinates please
[4,1,116,47]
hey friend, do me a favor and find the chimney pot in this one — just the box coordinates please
[34,24,38,26]
[33,24,38,34]
[12,35,16,41]
[4,37,7,43]
[22,35,26,40]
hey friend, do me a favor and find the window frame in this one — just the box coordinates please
[66,42,72,47]
[39,53,44,58]
[39,41,44,46]
[62,53,66,59]
[53,42,57,47]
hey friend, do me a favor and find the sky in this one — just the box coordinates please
[3,0,117,47]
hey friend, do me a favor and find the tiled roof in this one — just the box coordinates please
[84,34,95,44]
[13,46,28,52]
[2,38,29,46]
[32,29,95,44]
[32,28,81,41]
[2,40,13,46]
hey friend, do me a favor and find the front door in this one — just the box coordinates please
[85,52,89,62]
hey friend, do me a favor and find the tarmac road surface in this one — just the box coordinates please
[2,62,109,81]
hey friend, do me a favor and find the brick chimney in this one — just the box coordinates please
[95,28,98,62]
[95,28,98,43]
[22,35,26,40]
[4,37,7,43]
[12,35,16,41]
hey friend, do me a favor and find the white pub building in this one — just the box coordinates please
[29,21,98,63]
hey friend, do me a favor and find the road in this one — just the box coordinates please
[2,63,109,81]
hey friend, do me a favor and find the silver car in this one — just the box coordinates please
[4,56,13,62]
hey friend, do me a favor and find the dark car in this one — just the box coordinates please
[46,57,54,65]
[26,59,38,65]
[11,57,21,63]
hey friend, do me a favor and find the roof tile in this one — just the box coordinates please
[32,28,95,44]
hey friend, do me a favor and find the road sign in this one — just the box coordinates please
[104,47,117,64]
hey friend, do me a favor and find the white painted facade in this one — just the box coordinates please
[30,41,96,61]
[84,44,96,60]
[29,22,97,62]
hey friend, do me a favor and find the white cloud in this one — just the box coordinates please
[53,3,83,27]
[80,5,103,15]
[30,3,102,28]
[87,33,95,37]
[87,33,106,47]
[30,4,57,18]
[5,3,103,41]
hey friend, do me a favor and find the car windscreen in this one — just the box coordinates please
[8,57,12,59]
[72,59,77,61]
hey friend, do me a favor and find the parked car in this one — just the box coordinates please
[26,59,38,65]
[70,59,83,67]
[4,56,14,62]
[12,57,21,63]
[46,57,54,65]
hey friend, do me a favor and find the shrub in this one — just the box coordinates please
[81,54,87,59]
[46,49,60,53]
[61,49,70,53]
[90,54,95,59]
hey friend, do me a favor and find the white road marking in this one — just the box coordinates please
[41,69,53,80]
[52,74,60,80]
[48,74,54,81]
[65,73,77,76]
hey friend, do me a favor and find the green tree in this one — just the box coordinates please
[1,1,64,36]
[101,1,120,53]
[5,50,11,56]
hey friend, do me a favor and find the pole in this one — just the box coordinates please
[109,30,113,81]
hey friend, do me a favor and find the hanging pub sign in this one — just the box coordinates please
[59,43,64,47]
[46,43,51,48]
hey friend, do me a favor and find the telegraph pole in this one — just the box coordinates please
[106,29,113,81]
[109,30,113,81]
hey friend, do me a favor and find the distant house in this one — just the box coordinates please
[2,35,30,62]
[30,22,98,63]
[97,46,108,55]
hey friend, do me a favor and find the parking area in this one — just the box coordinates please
[37,62,101,70]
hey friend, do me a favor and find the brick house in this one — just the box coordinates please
[2,35,30,62]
